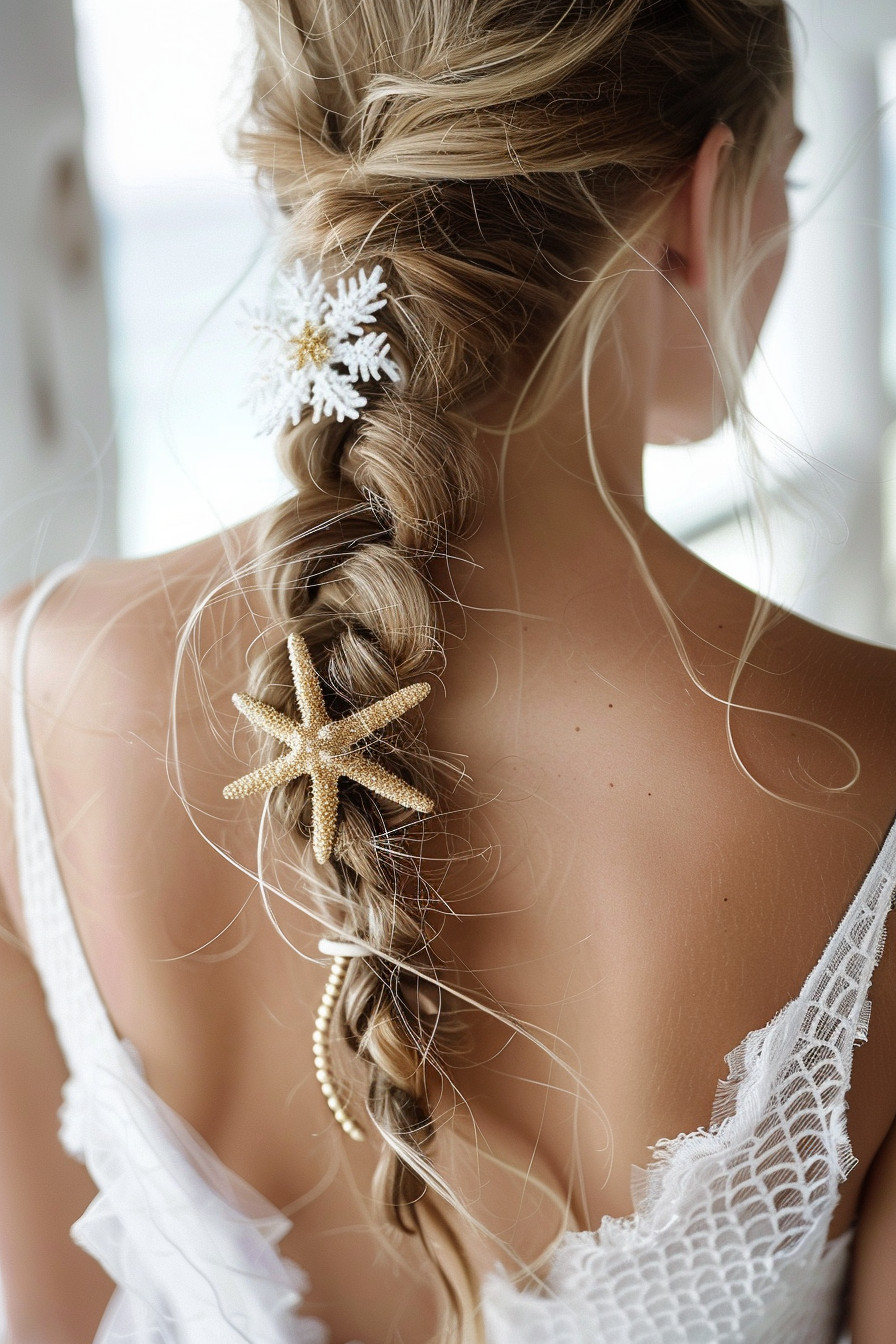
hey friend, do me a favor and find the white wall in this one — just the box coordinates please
[777,0,894,639]
[647,1,896,645]
[0,0,117,593]
[74,0,284,558]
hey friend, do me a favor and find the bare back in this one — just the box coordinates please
[3,507,896,1341]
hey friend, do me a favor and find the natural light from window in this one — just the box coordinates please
[73,1,896,638]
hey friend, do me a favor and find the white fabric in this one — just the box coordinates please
[11,566,895,1342]
[12,568,327,1343]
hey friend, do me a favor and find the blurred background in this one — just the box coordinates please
[1,0,896,643]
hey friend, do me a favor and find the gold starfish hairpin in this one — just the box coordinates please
[224,633,434,863]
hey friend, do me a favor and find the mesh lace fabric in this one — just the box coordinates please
[482,831,896,1343]
[10,566,896,1343]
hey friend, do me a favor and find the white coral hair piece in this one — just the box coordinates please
[246,260,402,433]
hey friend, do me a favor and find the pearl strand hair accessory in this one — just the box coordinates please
[315,938,370,1141]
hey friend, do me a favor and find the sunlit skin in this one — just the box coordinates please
[1,96,896,1343]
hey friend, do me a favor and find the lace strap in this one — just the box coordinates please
[796,808,896,1060]
[11,564,120,1073]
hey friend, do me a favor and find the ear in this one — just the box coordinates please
[661,123,735,291]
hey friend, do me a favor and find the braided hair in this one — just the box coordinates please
[233,0,792,1334]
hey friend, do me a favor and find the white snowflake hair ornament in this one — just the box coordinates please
[247,260,402,433]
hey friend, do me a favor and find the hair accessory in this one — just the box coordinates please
[224,632,434,864]
[312,950,365,1141]
[318,938,369,958]
[313,937,370,1140]
[247,260,401,432]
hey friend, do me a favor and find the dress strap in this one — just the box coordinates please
[11,564,121,1076]
[800,810,896,1021]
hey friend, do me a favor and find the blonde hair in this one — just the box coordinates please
[230,0,792,1334]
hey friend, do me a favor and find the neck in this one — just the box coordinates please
[469,265,661,594]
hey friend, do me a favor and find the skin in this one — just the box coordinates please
[0,96,895,1342]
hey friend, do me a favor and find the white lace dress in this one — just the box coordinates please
[12,567,891,1342]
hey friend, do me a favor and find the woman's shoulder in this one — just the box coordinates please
[0,557,186,800]
[0,525,260,726]
[709,573,896,847]
[764,602,896,772]
[674,535,896,812]
[0,530,261,937]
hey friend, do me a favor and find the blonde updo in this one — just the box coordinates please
[235,0,792,1334]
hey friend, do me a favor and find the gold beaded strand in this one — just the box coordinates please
[313,951,365,1142]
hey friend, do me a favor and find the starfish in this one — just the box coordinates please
[224,633,434,864]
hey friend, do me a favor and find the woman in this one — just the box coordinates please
[0,0,895,1340]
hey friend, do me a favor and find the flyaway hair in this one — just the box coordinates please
[221,1,794,1337]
